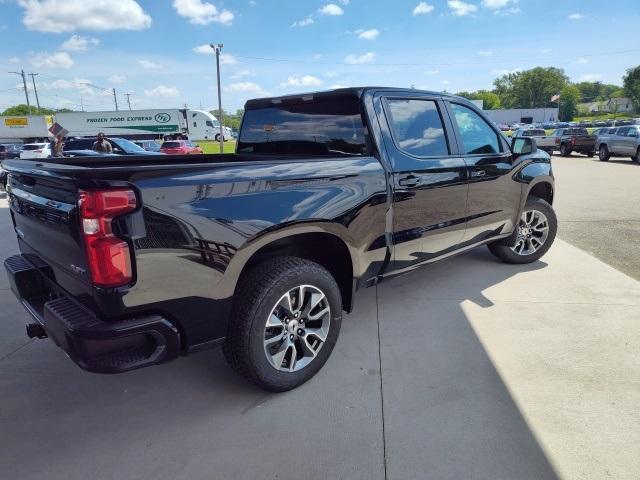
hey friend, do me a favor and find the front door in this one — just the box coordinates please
[445,101,522,245]
[377,94,468,272]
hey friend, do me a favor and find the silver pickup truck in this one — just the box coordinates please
[512,128,557,154]
[597,125,640,163]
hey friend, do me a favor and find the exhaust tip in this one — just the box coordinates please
[26,322,47,339]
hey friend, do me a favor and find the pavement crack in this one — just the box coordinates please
[0,339,33,363]
[375,284,388,480]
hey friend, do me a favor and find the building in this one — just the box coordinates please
[579,97,635,114]
[483,108,559,125]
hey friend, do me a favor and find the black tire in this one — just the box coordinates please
[214,133,221,142]
[487,197,557,264]
[586,151,594,157]
[560,143,572,156]
[632,147,640,163]
[599,144,610,162]
[223,256,342,392]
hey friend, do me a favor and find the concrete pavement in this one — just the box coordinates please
[1,166,640,479]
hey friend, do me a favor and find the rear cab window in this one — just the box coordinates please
[238,95,368,156]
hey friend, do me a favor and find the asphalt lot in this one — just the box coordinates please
[1,154,639,480]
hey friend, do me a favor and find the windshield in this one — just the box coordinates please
[112,138,146,153]
[21,144,46,150]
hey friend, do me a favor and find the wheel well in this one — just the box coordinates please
[239,233,354,312]
[528,182,553,204]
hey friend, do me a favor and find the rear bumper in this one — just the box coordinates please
[4,254,181,373]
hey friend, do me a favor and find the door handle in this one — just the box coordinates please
[398,175,421,187]
[471,169,486,178]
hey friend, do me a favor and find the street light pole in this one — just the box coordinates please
[210,43,224,154]
[9,70,31,114]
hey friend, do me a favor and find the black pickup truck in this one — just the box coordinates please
[552,127,596,157]
[2,88,557,391]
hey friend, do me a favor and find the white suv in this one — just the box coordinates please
[19,143,51,159]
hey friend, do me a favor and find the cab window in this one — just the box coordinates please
[450,103,500,155]
[206,120,214,127]
[385,99,449,157]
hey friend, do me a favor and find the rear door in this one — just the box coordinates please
[444,100,522,245]
[613,127,630,154]
[376,93,468,270]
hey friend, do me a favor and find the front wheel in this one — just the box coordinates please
[488,197,557,264]
[632,147,640,163]
[223,257,342,392]
[586,151,594,157]
[599,145,610,162]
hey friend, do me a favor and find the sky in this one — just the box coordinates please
[1,0,639,113]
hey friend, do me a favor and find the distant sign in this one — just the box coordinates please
[48,122,69,138]
[5,117,28,127]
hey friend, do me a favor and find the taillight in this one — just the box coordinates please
[555,138,560,145]
[571,137,576,145]
[78,189,137,287]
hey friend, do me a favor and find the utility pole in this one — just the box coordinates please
[112,88,119,111]
[210,43,224,153]
[28,72,41,110]
[80,96,84,111]
[125,93,132,110]
[9,69,31,114]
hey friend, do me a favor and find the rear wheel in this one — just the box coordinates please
[223,257,342,392]
[586,151,594,157]
[488,197,557,264]
[632,147,640,163]
[560,143,572,156]
[598,144,610,162]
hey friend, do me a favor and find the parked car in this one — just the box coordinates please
[597,125,640,163]
[134,140,162,152]
[0,143,22,160]
[159,140,203,154]
[551,127,596,156]
[512,128,557,154]
[63,137,162,156]
[593,120,607,127]
[63,150,120,157]
[19,143,51,159]
[2,87,557,392]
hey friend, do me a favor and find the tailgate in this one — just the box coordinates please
[6,169,91,290]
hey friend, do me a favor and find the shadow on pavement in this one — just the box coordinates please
[376,247,560,479]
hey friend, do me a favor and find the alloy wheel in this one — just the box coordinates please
[511,209,550,256]
[263,285,331,372]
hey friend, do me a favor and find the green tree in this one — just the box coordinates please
[2,104,73,115]
[454,90,501,109]
[574,81,621,102]
[209,108,244,130]
[623,65,640,112]
[558,85,581,121]
[493,67,569,109]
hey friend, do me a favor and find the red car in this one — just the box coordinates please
[159,140,203,155]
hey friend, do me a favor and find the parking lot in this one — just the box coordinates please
[1,154,639,480]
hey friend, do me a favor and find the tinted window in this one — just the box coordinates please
[617,127,630,136]
[162,141,182,148]
[63,139,92,150]
[565,128,588,135]
[206,120,214,127]
[451,103,500,155]
[22,144,46,151]
[385,99,448,157]
[238,97,367,155]
[112,138,145,153]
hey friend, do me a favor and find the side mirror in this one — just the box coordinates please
[511,136,537,156]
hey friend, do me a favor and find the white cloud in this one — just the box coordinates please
[357,28,379,40]
[441,80,450,85]
[478,50,493,56]
[424,69,439,75]
[138,59,163,69]
[232,69,256,79]
[108,74,127,84]
[281,75,323,87]
[60,34,99,52]
[193,44,213,54]
[413,2,434,15]
[30,51,74,69]
[490,67,522,75]
[579,74,602,82]
[8,57,20,64]
[330,84,348,89]
[345,52,376,64]
[226,82,264,93]
[568,13,584,20]
[325,71,338,77]
[172,0,234,25]
[292,16,314,27]
[144,85,179,97]
[18,0,152,33]
[448,0,477,16]
[49,78,95,95]
[481,0,515,8]
[575,58,589,64]
[220,53,237,64]
[319,3,343,15]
